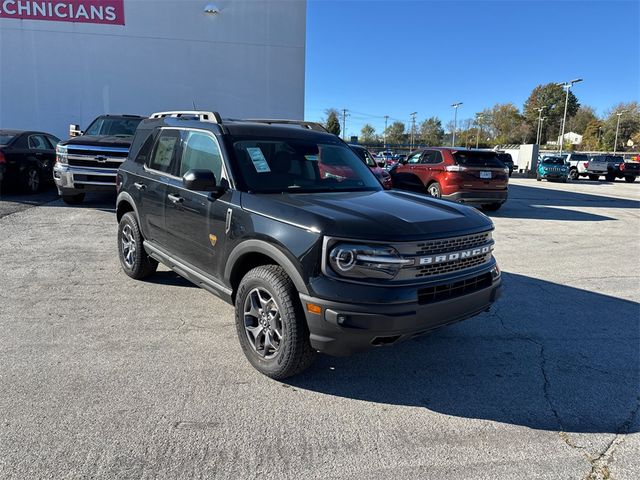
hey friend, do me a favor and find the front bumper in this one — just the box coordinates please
[300,268,502,356]
[540,171,568,179]
[442,189,508,206]
[53,163,118,194]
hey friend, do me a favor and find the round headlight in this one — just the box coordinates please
[332,247,356,272]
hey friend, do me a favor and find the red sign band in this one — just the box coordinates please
[0,0,125,25]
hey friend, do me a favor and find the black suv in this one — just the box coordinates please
[116,111,502,378]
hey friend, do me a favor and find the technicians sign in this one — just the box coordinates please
[0,0,125,25]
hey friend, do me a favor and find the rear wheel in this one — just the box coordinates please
[117,212,158,279]
[481,203,502,212]
[235,265,316,379]
[24,167,41,193]
[605,173,616,182]
[568,169,579,180]
[625,176,636,183]
[588,174,599,181]
[61,193,85,205]
[426,182,441,198]
[536,173,542,181]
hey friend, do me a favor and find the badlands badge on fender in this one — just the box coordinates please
[209,234,217,247]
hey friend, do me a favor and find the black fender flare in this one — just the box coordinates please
[116,191,140,222]
[225,240,309,295]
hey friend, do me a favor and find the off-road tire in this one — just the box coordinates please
[605,173,616,182]
[61,193,85,205]
[117,212,158,279]
[625,176,636,183]
[588,174,599,181]
[568,169,579,180]
[235,265,316,379]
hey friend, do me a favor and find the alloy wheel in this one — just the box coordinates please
[121,224,136,269]
[243,287,283,359]
[27,169,40,192]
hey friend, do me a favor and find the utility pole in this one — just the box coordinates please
[341,109,349,141]
[557,78,582,156]
[475,114,485,149]
[614,110,626,154]
[535,106,547,145]
[383,115,389,148]
[451,102,463,147]
[409,112,417,149]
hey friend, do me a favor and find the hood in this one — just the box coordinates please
[60,135,133,149]
[241,190,493,241]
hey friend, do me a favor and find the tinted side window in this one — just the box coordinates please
[422,151,442,164]
[180,131,223,180]
[148,130,181,174]
[45,135,60,149]
[28,134,49,150]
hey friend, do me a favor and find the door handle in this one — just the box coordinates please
[168,193,183,204]
[134,182,147,191]
[35,152,43,156]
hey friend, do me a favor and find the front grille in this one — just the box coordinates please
[68,158,123,169]
[66,147,128,157]
[418,272,492,305]
[73,174,116,184]
[415,232,490,256]
[414,254,490,278]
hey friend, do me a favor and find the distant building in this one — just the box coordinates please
[549,132,583,146]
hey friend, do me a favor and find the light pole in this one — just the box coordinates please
[614,110,626,154]
[451,102,462,147]
[410,112,417,149]
[475,114,485,149]
[383,115,389,148]
[535,106,547,145]
[557,78,582,156]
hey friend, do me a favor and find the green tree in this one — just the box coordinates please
[360,123,376,144]
[324,108,341,136]
[581,120,604,151]
[523,83,579,144]
[600,102,640,152]
[567,106,598,135]
[384,121,406,145]
[490,103,525,144]
[418,116,444,145]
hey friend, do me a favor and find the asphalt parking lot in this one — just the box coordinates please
[0,178,638,480]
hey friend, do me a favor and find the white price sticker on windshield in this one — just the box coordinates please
[247,148,271,173]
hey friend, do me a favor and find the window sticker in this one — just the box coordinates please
[247,147,271,172]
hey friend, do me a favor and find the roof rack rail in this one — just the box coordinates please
[246,119,328,133]
[150,111,222,124]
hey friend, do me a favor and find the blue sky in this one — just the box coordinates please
[304,0,640,138]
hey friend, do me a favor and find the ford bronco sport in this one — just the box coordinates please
[116,111,502,379]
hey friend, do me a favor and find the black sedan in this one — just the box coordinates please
[0,130,60,193]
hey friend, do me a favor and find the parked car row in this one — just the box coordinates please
[540,153,639,183]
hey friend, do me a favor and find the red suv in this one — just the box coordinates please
[390,148,508,211]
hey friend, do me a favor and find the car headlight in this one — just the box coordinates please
[56,145,68,164]
[328,243,412,279]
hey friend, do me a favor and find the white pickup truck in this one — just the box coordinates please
[564,153,590,180]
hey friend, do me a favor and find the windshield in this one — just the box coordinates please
[496,153,512,162]
[571,154,588,161]
[84,117,142,136]
[0,134,17,145]
[453,151,503,168]
[232,138,382,193]
[542,158,565,165]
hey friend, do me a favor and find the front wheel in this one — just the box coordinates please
[426,182,441,198]
[235,265,316,379]
[536,173,542,181]
[568,169,579,180]
[605,173,616,182]
[588,174,599,181]
[625,176,636,183]
[117,212,158,279]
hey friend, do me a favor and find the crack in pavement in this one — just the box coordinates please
[494,306,640,479]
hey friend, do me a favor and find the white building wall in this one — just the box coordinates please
[0,0,306,138]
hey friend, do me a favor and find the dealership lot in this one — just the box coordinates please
[0,178,638,479]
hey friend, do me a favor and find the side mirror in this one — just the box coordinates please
[183,169,218,192]
[69,124,82,137]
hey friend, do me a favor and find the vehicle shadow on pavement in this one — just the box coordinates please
[488,184,639,221]
[289,272,640,434]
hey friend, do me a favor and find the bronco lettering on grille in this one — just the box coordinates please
[418,245,491,265]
